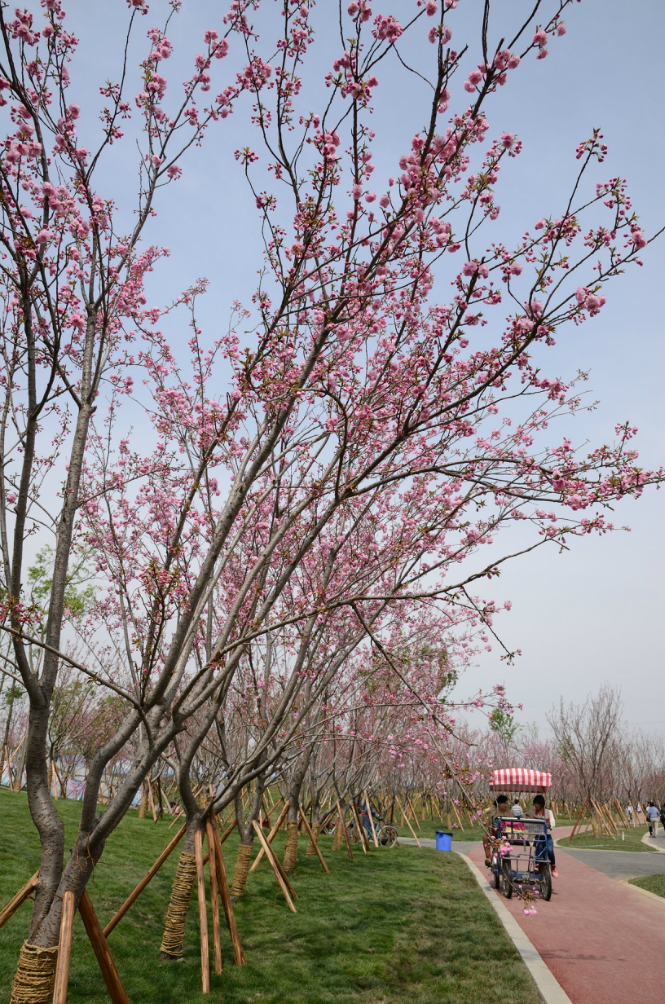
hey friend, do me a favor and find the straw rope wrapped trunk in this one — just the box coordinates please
[159,821,199,960]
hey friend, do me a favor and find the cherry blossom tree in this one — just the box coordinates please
[0,0,661,994]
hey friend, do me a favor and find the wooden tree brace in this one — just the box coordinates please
[53,890,75,1004]
[395,796,421,847]
[194,828,211,994]
[79,891,130,1004]
[252,820,297,912]
[211,819,246,966]
[363,790,379,848]
[103,824,186,937]
[250,801,289,872]
[0,871,39,929]
[298,804,330,872]
[206,820,223,976]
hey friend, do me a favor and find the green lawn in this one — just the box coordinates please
[629,874,665,898]
[0,787,541,1004]
[561,824,654,852]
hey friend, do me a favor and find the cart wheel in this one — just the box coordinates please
[378,825,398,847]
[492,866,502,890]
[538,863,552,901]
[502,858,513,898]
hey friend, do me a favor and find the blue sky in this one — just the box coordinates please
[63,0,664,734]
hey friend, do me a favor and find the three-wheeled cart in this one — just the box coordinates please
[488,768,553,902]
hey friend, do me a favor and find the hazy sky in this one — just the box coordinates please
[62,0,664,735]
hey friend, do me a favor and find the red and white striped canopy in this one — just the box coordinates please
[488,768,551,793]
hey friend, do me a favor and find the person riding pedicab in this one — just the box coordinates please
[483,793,509,867]
[532,794,558,877]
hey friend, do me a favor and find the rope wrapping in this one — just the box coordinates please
[230,843,253,898]
[306,823,320,856]
[282,820,299,873]
[159,851,196,958]
[332,818,343,851]
[9,941,59,1004]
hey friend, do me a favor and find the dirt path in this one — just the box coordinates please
[466,833,665,1003]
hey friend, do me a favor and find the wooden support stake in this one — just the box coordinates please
[168,804,183,829]
[206,820,222,975]
[53,890,75,1004]
[218,816,238,844]
[569,796,589,841]
[395,796,421,847]
[104,824,186,937]
[406,794,422,830]
[252,820,297,912]
[298,804,330,872]
[79,891,130,1004]
[194,828,210,993]
[363,790,379,849]
[250,801,289,872]
[211,819,246,966]
[0,871,39,929]
[336,800,354,860]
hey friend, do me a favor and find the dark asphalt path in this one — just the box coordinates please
[559,847,665,880]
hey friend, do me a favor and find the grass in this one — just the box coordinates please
[0,786,541,1004]
[562,824,654,852]
[629,874,665,898]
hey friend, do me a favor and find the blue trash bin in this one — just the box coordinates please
[436,830,453,852]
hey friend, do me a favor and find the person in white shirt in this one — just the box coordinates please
[533,794,558,877]
[511,799,524,818]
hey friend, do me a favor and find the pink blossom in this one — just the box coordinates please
[501,132,515,149]
[533,30,548,47]
[534,219,545,230]
[556,23,567,36]
[425,1,438,15]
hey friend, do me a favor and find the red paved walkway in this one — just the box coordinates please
[466,829,665,1003]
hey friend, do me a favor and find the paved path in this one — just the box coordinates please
[465,839,665,1003]
[404,827,665,1002]
[561,848,665,880]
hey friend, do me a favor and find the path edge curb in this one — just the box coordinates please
[456,852,572,1004]
[620,878,665,906]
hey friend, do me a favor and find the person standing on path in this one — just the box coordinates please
[533,794,558,877]
[646,802,659,837]
[626,803,633,824]
[511,798,524,819]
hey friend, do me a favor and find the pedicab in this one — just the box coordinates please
[488,768,553,901]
